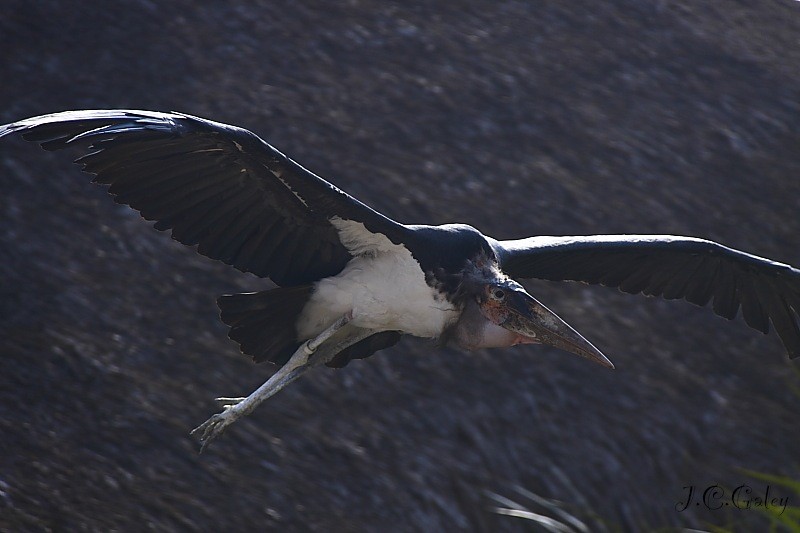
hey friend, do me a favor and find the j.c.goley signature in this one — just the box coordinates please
[676,484,788,515]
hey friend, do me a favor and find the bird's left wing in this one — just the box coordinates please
[492,235,800,358]
[0,110,409,286]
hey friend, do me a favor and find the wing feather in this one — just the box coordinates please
[494,235,800,357]
[1,110,410,286]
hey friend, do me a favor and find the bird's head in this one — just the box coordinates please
[471,277,614,368]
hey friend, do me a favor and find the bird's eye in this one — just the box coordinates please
[493,289,505,300]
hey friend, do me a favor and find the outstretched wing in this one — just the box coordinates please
[0,110,409,286]
[493,235,800,358]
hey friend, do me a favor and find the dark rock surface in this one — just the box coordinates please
[2,1,799,530]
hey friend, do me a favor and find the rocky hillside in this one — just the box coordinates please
[2,1,799,530]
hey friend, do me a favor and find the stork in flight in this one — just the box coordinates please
[3,110,799,451]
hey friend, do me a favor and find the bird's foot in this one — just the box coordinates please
[191,402,247,453]
[190,312,361,453]
[190,352,315,452]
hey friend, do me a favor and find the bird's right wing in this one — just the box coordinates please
[0,110,410,286]
[492,235,800,358]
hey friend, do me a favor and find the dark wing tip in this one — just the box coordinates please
[1,108,372,286]
[496,235,800,360]
[1,110,184,152]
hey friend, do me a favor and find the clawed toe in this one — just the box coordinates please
[190,313,364,453]
[215,396,246,407]
[191,411,236,453]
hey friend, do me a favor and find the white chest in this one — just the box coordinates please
[296,248,460,340]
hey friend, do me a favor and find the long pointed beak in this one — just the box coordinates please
[501,291,615,369]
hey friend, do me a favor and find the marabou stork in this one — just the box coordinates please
[3,110,799,451]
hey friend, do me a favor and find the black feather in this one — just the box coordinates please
[497,235,800,358]
[326,331,402,368]
[218,286,313,365]
[1,109,409,286]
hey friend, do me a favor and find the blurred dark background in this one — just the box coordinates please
[2,1,799,531]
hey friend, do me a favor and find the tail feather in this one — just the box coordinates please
[218,285,313,366]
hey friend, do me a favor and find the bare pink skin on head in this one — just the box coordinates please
[477,295,539,347]
[449,289,539,350]
[451,281,614,368]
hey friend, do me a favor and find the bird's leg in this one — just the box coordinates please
[208,313,357,409]
[191,312,374,452]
